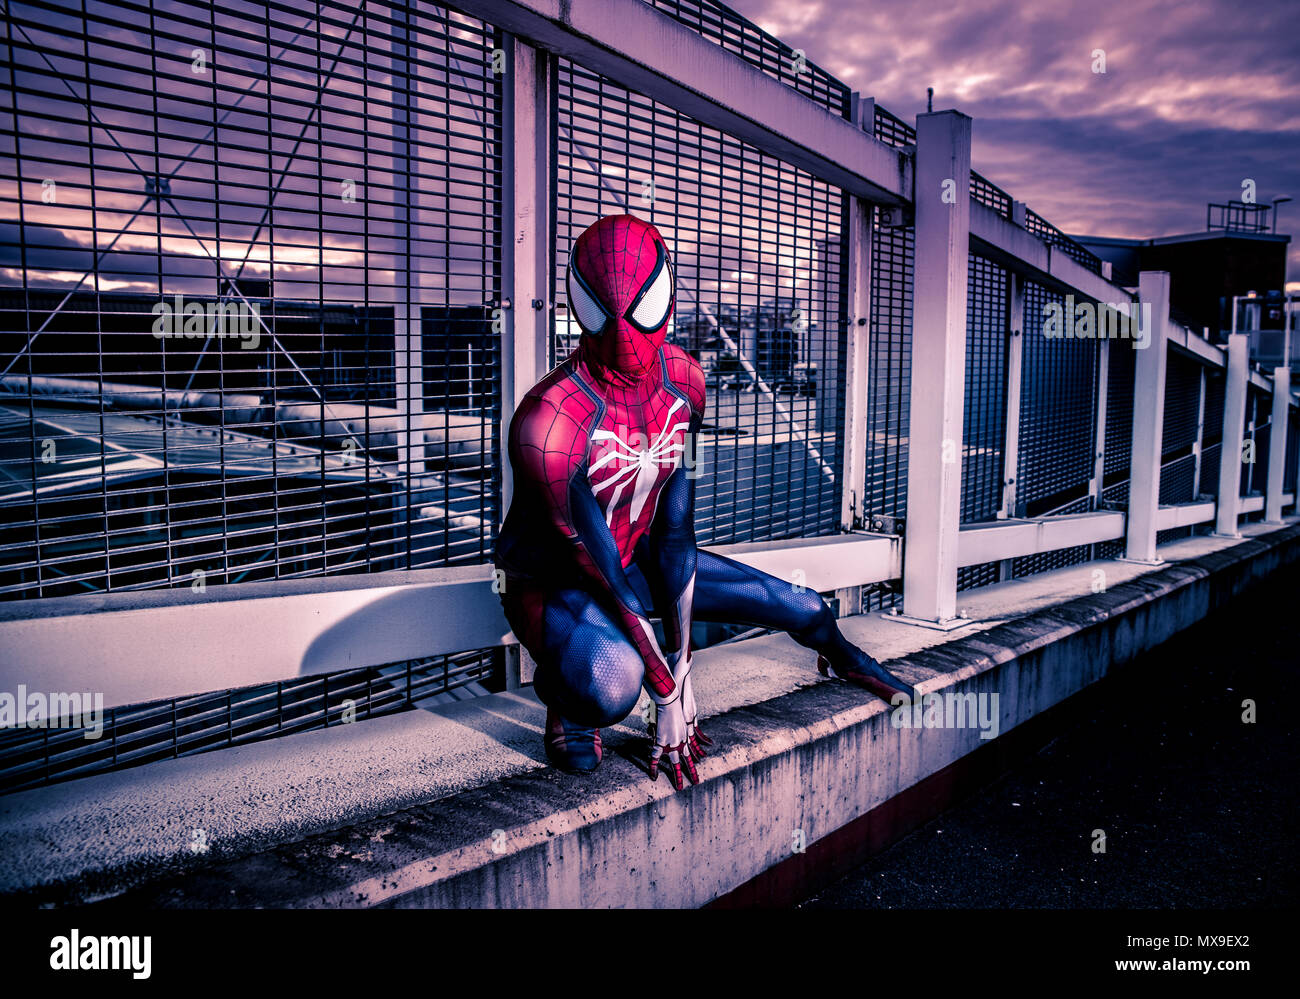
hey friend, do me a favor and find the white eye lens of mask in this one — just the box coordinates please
[630,259,673,330]
[568,263,608,334]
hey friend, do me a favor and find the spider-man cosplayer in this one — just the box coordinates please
[494,214,915,792]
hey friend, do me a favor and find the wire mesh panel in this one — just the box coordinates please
[644,0,851,117]
[872,105,915,149]
[962,254,1007,523]
[1287,406,1299,498]
[970,171,1012,220]
[857,109,917,608]
[957,561,1000,591]
[1015,282,1098,517]
[957,252,1007,595]
[0,646,499,793]
[1094,341,1135,560]
[864,213,912,524]
[1155,352,1201,543]
[1199,368,1226,497]
[859,210,912,610]
[1011,283,1098,576]
[0,0,503,600]
[1100,337,1135,509]
[1023,209,1103,275]
[1161,353,1201,466]
[1246,386,1270,497]
[553,59,847,545]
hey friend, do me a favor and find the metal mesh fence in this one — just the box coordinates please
[645,0,851,117]
[872,105,915,148]
[1155,351,1201,543]
[956,252,1007,595]
[857,100,916,552]
[962,254,1007,523]
[0,645,499,794]
[863,212,912,525]
[1246,386,1270,497]
[1287,406,1299,497]
[0,0,503,600]
[1010,283,1099,575]
[2,0,1271,792]
[1023,208,1103,275]
[1162,353,1201,463]
[970,171,1013,220]
[1200,369,1226,497]
[553,58,848,545]
[957,561,1001,591]
[1101,338,1135,508]
[1015,282,1098,517]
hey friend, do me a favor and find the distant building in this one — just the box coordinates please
[1071,201,1292,374]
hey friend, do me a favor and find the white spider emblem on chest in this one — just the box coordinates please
[588,396,689,526]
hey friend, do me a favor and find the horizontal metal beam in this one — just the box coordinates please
[709,532,901,594]
[458,0,911,204]
[7,502,1281,709]
[957,511,1125,566]
[970,202,1130,304]
[0,534,901,709]
[1156,500,1216,530]
[0,567,513,710]
[1248,367,1274,393]
[1166,323,1226,368]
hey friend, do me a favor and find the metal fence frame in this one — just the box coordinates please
[3,0,1299,733]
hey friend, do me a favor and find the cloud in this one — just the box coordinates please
[728,0,1300,279]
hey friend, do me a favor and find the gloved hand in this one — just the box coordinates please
[647,652,707,790]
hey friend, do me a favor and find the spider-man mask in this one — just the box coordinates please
[566,214,675,379]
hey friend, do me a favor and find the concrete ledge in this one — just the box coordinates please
[3,518,1298,907]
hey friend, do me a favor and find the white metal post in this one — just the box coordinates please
[1214,333,1251,537]
[997,213,1026,581]
[1000,264,1025,521]
[1265,366,1291,523]
[499,36,554,687]
[1190,365,1207,497]
[500,35,554,519]
[900,111,971,627]
[840,194,872,530]
[1292,399,1300,506]
[1092,336,1110,505]
[391,8,425,484]
[1124,271,1170,563]
[840,94,874,533]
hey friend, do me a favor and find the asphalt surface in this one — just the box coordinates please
[800,564,1300,909]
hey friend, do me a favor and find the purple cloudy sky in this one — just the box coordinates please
[727,0,1300,288]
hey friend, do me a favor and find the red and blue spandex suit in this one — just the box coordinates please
[494,214,915,792]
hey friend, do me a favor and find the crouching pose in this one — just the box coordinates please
[494,214,915,791]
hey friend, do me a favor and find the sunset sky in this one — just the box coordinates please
[727,0,1300,288]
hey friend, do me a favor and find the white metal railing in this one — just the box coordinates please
[2,0,1298,710]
